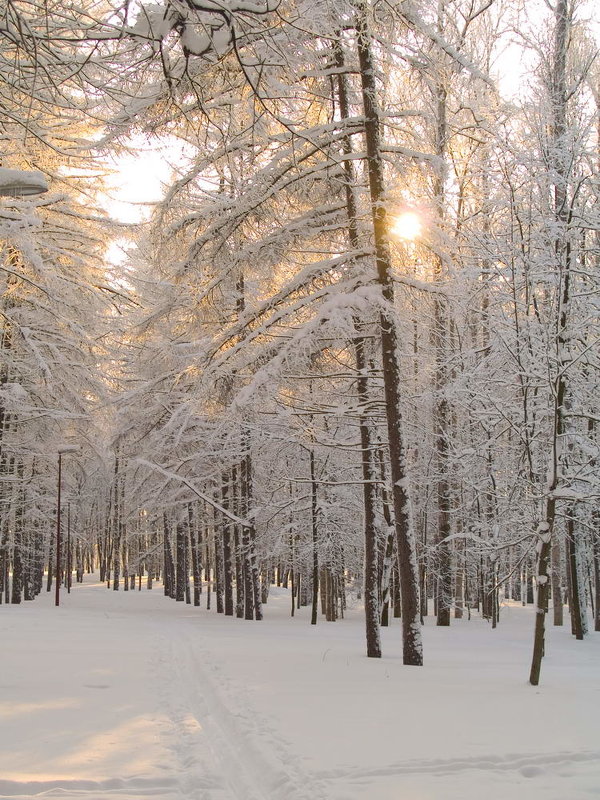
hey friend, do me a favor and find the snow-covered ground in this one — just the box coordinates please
[1,578,598,800]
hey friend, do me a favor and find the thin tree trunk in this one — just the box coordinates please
[431,13,452,627]
[593,536,600,632]
[309,448,319,626]
[221,471,234,616]
[552,534,564,625]
[231,465,244,618]
[189,504,201,606]
[214,503,224,614]
[112,455,121,591]
[567,512,584,640]
[241,445,262,621]
[163,513,175,599]
[175,522,186,601]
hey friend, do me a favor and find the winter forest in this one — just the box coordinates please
[1,0,599,797]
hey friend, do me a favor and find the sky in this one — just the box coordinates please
[99,141,178,265]
[101,147,172,225]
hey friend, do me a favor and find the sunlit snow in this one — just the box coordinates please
[1,578,598,800]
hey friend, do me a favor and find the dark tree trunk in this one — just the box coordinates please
[379,533,395,628]
[112,456,121,591]
[530,520,552,686]
[530,0,575,685]
[175,522,186,602]
[334,42,381,655]
[310,449,319,626]
[232,465,244,618]
[552,534,564,625]
[189,504,201,607]
[567,512,584,640]
[355,3,422,665]
[241,448,262,621]
[214,509,225,614]
[431,40,452,629]
[221,472,234,616]
[163,513,175,599]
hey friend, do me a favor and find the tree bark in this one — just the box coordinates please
[430,13,452,627]
[552,534,564,625]
[309,448,319,626]
[189,503,202,606]
[175,522,186,601]
[334,41,381,654]
[221,471,234,616]
[529,0,574,686]
[355,1,422,665]
[567,511,584,639]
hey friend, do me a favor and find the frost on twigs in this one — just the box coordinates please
[129,4,178,42]
[0,383,28,402]
[129,0,279,62]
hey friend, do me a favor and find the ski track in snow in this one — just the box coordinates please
[314,751,600,800]
[156,620,327,800]
[316,748,600,780]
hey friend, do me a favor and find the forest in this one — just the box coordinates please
[0,0,599,692]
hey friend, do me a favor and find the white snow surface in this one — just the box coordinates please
[1,578,599,800]
[0,168,48,196]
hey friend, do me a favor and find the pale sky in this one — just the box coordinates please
[101,146,173,224]
[100,140,181,265]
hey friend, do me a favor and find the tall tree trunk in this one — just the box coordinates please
[334,43,381,653]
[567,510,584,639]
[379,533,395,627]
[175,522,186,601]
[189,503,202,606]
[529,0,574,686]
[431,9,452,627]
[112,454,121,591]
[9,458,24,604]
[552,534,564,625]
[232,464,244,618]
[233,262,262,621]
[309,448,319,626]
[214,503,224,614]
[163,513,175,599]
[221,471,234,616]
[240,442,262,621]
[594,520,600,633]
[355,1,422,665]
[529,515,553,685]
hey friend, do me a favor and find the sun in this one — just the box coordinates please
[391,211,422,241]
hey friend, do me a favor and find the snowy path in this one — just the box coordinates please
[1,578,599,800]
[155,620,326,800]
[0,581,323,800]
